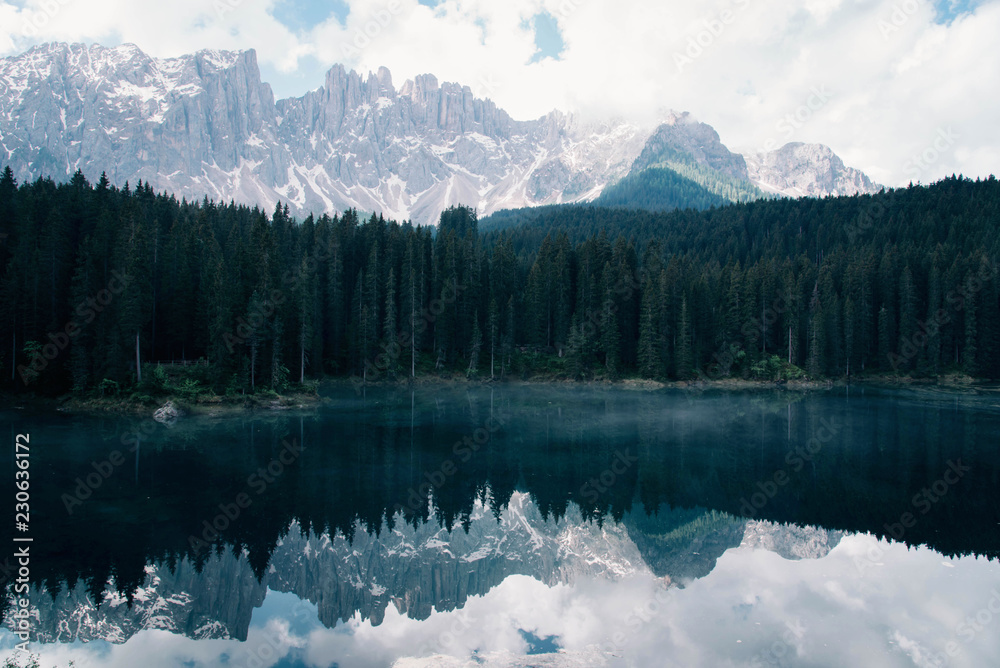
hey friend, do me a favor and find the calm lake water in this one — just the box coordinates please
[2,385,1000,667]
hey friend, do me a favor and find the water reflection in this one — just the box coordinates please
[1,385,999,666]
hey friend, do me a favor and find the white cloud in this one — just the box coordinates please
[6,535,1000,667]
[1,0,998,186]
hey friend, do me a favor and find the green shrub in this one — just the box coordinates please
[749,354,805,381]
[99,378,121,396]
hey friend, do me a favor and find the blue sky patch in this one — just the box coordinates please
[260,53,331,101]
[271,0,350,32]
[520,629,561,654]
[932,0,983,24]
[528,12,565,63]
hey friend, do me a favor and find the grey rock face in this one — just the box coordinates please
[12,495,846,646]
[152,400,183,424]
[0,43,881,224]
[633,112,751,181]
[744,142,883,198]
[0,42,285,206]
[23,554,266,643]
[0,43,652,224]
[740,519,845,560]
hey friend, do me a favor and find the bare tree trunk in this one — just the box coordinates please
[251,339,257,391]
[135,331,142,384]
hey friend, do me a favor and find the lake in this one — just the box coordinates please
[2,384,1000,667]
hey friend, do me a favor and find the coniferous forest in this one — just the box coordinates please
[1,165,999,398]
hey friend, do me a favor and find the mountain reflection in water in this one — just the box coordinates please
[1,385,999,666]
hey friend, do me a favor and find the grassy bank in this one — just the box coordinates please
[6,358,995,419]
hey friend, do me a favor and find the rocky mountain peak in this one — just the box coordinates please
[745,141,882,198]
[0,42,882,224]
[632,113,750,182]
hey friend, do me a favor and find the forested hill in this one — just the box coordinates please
[1,166,999,400]
[483,177,998,264]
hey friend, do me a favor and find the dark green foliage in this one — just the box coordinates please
[1,169,999,394]
[597,167,730,212]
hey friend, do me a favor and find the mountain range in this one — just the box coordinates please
[0,42,881,224]
[20,494,842,646]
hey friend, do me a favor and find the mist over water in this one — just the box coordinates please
[2,384,1000,666]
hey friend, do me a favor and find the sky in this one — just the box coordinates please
[3,535,1000,666]
[0,0,997,186]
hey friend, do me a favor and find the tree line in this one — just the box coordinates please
[1,165,999,396]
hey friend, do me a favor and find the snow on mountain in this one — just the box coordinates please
[9,493,845,647]
[0,43,881,225]
[744,142,883,198]
[0,43,654,224]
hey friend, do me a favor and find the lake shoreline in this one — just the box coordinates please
[4,372,993,419]
[1,387,327,419]
[328,371,995,396]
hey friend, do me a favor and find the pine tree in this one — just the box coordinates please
[925,256,943,375]
[382,267,399,379]
[270,318,287,391]
[636,242,664,378]
[119,212,153,385]
[467,313,482,377]
[676,297,694,379]
[975,255,1000,378]
[963,280,978,376]
[565,313,596,379]
[488,297,499,379]
[843,296,855,378]
[807,282,825,378]
[600,286,621,378]
[897,265,917,372]
[246,290,266,391]
[637,273,662,378]
[296,255,317,383]
[878,305,892,371]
